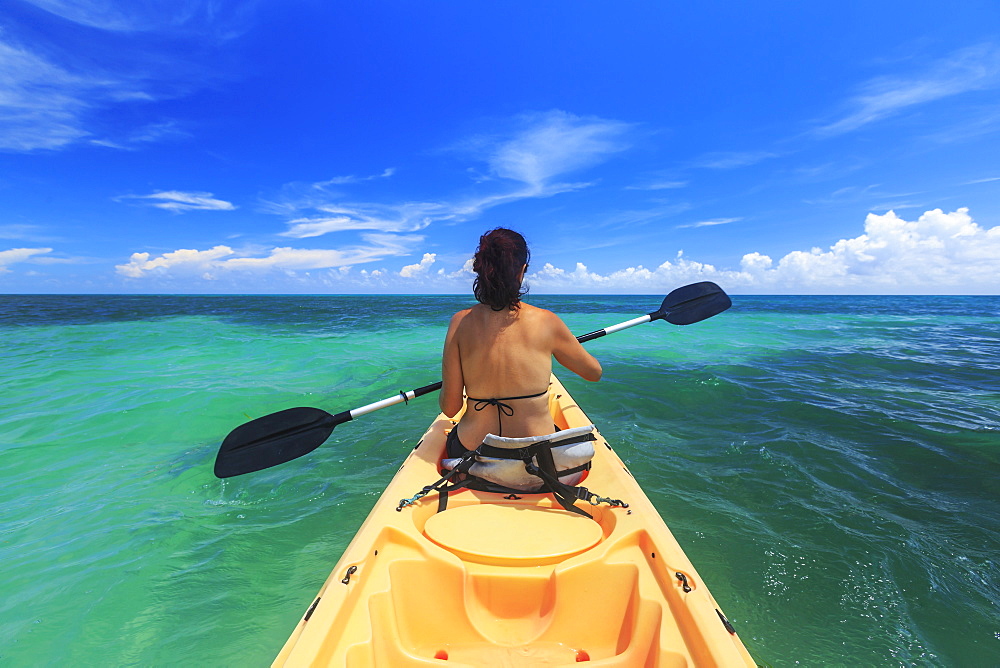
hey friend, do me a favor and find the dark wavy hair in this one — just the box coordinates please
[472,228,530,311]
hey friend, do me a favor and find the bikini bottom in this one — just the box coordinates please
[445,426,468,459]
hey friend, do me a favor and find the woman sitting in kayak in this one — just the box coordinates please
[440,227,602,459]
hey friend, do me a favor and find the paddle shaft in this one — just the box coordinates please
[338,311,660,425]
[577,313,657,343]
[214,282,730,477]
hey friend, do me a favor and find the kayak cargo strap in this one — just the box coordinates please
[716,609,737,635]
[397,434,628,518]
[303,596,321,622]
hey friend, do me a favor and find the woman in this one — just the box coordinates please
[440,228,602,459]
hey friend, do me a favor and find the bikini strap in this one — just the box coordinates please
[466,389,548,437]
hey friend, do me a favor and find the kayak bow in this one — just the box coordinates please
[273,375,756,667]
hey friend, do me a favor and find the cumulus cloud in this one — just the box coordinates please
[116,234,421,278]
[530,208,1000,294]
[117,190,236,212]
[116,245,234,278]
[0,247,53,272]
[399,253,436,278]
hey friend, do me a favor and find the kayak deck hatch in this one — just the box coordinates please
[273,376,756,667]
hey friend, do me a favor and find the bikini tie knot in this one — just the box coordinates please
[472,398,515,417]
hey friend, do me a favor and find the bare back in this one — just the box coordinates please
[440,302,602,449]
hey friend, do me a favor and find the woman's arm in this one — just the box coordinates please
[549,312,602,382]
[439,310,468,417]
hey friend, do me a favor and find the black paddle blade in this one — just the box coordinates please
[656,281,732,325]
[214,407,343,478]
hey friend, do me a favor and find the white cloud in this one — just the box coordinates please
[312,168,395,188]
[118,191,236,212]
[483,110,632,192]
[530,208,1000,294]
[400,253,436,278]
[0,4,253,153]
[116,245,234,278]
[273,110,633,239]
[695,151,778,170]
[531,253,723,292]
[280,201,444,238]
[0,40,99,151]
[116,234,422,278]
[819,44,1000,136]
[0,225,61,242]
[626,180,688,191]
[110,207,1000,293]
[676,217,742,229]
[0,247,53,272]
[90,120,190,150]
[20,0,257,34]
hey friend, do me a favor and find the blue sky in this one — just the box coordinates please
[2,1,999,294]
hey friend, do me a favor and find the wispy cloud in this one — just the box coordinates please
[0,36,188,152]
[626,179,688,191]
[312,168,396,188]
[479,110,633,192]
[803,184,925,207]
[0,247,53,272]
[676,217,742,229]
[694,150,778,170]
[0,40,101,151]
[90,121,191,150]
[965,176,1000,185]
[20,0,259,35]
[117,191,236,212]
[273,110,634,239]
[593,202,693,230]
[817,44,1000,136]
[1,2,259,152]
[0,224,62,243]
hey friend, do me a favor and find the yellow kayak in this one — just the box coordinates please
[273,374,756,667]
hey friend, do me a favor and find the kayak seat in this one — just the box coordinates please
[397,425,628,518]
[442,425,597,491]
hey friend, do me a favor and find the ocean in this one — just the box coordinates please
[1,294,998,666]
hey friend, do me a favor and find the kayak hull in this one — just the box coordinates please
[274,375,756,667]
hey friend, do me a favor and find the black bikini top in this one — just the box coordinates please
[465,388,549,436]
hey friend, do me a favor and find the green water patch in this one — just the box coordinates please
[1,296,998,665]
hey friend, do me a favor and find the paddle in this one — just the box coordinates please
[213,281,731,478]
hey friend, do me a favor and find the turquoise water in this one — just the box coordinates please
[1,294,998,666]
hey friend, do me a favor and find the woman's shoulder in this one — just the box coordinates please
[520,302,559,320]
[518,303,566,332]
[447,307,474,331]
